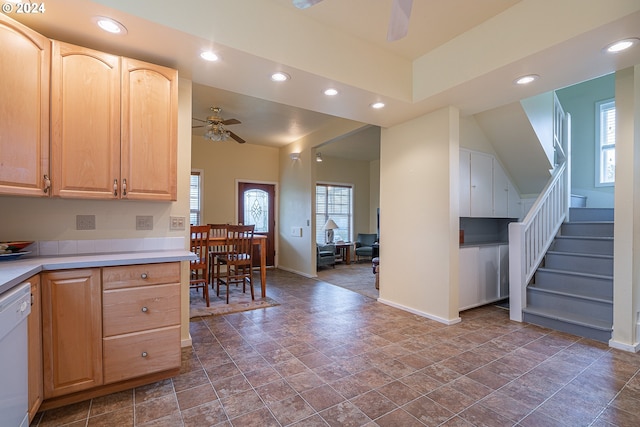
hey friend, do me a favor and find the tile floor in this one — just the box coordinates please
[31,269,640,427]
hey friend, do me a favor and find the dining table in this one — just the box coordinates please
[208,234,268,298]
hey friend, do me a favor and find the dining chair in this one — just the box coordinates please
[207,223,228,288]
[190,225,210,306]
[215,224,255,304]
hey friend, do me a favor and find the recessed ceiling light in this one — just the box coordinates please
[271,72,290,82]
[200,51,219,62]
[514,74,539,85]
[371,102,385,109]
[94,16,127,35]
[324,88,338,96]
[605,38,639,53]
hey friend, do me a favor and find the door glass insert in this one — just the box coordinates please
[243,189,268,232]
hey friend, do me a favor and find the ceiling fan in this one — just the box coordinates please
[292,0,413,42]
[192,107,246,143]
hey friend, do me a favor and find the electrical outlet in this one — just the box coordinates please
[76,215,96,230]
[136,215,153,230]
[170,216,186,231]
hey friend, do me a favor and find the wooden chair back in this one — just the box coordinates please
[226,224,255,264]
[190,225,210,305]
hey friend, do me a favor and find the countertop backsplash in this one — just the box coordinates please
[22,237,185,257]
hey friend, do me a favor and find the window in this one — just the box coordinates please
[190,170,203,225]
[316,184,353,243]
[596,99,616,186]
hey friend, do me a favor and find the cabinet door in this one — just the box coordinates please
[51,41,121,199]
[459,149,471,217]
[41,269,102,398]
[469,152,493,217]
[498,244,509,298]
[0,14,50,197]
[121,58,178,201]
[459,247,479,310]
[478,246,500,304]
[28,276,43,422]
[492,160,509,217]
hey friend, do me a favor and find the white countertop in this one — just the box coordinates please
[0,250,195,295]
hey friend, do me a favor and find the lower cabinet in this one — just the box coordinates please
[102,263,181,384]
[39,262,181,410]
[27,275,43,423]
[459,244,509,310]
[41,268,103,399]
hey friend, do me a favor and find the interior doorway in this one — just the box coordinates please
[237,182,276,266]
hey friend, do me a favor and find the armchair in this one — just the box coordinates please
[355,233,378,262]
[317,243,336,269]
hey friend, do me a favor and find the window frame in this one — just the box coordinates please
[190,169,204,225]
[595,98,616,187]
[315,183,354,244]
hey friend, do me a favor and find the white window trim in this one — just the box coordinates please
[595,98,615,188]
[315,181,354,244]
[190,169,204,225]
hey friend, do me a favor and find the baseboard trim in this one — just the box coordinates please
[278,265,315,278]
[181,336,193,348]
[377,298,461,325]
[608,338,640,353]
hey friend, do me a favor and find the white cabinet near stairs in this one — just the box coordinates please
[460,149,521,218]
[459,243,508,310]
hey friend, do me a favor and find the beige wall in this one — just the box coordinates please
[278,120,368,277]
[191,136,280,226]
[378,106,461,324]
[612,65,640,350]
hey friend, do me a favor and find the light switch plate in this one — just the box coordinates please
[170,216,186,231]
[136,215,153,230]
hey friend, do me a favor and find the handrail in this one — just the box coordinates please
[508,160,568,321]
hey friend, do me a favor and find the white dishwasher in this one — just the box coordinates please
[0,282,31,427]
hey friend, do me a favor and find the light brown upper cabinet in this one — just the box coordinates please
[51,41,178,200]
[121,58,178,201]
[51,42,121,199]
[0,14,51,197]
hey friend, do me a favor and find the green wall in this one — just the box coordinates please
[556,74,615,207]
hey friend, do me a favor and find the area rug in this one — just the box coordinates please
[189,285,279,318]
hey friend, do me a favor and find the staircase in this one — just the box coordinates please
[522,207,614,342]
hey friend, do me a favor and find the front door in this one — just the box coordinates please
[238,182,275,266]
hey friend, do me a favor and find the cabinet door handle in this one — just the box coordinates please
[141,273,148,279]
[141,306,148,313]
[43,175,51,194]
[113,179,118,197]
[122,178,127,197]
[141,352,148,358]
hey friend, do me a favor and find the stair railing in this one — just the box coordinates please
[508,160,568,321]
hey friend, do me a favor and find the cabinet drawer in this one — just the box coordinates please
[103,262,179,290]
[103,283,180,336]
[103,325,180,384]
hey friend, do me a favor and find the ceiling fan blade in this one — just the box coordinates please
[292,0,323,9]
[387,0,413,42]
[192,117,208,123]
[229,131,246,144]
[222,118,241,125]
[192,125,205,129]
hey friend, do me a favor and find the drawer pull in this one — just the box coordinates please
[141,306,148,313]
[141,273,148,279]
[141,352,148,358]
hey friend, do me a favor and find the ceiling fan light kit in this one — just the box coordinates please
[193,107,246,143]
